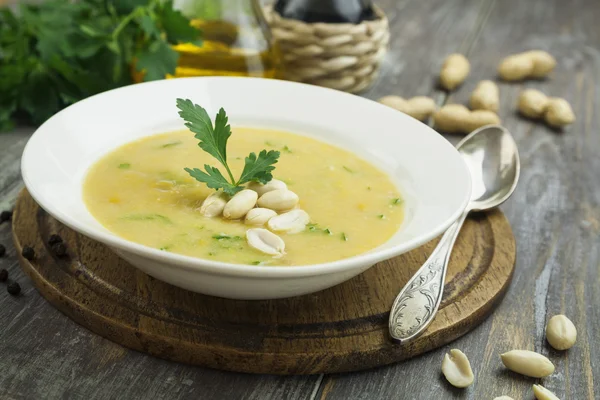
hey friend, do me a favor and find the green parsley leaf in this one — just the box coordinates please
[122,213,172,224]
[341,233,348,241]
[136,40,178,81]
[179,99,281,194]
[138,15,160,38]
[176,99,232,173]
[212,234,243,240]
[118,163,131,169]
[0,0,201,131]
[160,141,182,148]
[184,166,240,195]
[391,198,403,205]
[158,0,203,45]
[238,150,280,185]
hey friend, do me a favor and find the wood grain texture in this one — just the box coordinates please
[12,189,514,375]
[319,0,600,399]
[0,0,599,397]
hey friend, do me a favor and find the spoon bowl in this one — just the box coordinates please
[457,125,520,211]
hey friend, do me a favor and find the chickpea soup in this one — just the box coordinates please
[84,128,404,266]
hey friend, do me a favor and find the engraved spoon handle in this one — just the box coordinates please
[389,210,469,343]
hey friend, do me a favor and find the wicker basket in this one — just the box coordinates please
[263,5,390,93]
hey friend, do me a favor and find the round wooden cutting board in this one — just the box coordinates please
[12,190,515,375]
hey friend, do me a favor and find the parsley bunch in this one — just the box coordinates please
[177,99,280,195]
[0,0,201,130]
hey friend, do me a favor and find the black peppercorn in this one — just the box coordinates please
[7,281,21,296]
[0,243,5,257]
[0,210,12,223]
[22,246,35,260]
[0,269,7,282]
[48,234,63,246]
[52,242,67,257]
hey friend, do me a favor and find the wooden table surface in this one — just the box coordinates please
[1,0,599,398]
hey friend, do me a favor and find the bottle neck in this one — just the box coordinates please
[174,0,260,20]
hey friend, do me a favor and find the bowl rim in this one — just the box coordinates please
[21,76,472,278]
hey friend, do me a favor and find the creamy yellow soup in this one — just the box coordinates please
[84,128,404,266]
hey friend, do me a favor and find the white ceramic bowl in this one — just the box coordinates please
[21,77,471,300]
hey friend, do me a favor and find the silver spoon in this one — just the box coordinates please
[389,125,520,344]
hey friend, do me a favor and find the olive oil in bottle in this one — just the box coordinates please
[169,0,283,78]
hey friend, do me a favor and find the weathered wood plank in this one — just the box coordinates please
[1,0,599,398]
[0,0,492,397]
[320,0,600,399]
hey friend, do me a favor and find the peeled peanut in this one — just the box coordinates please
[246,228,285,257]
[257,189,299,212]
[199,191,228,217]
[470,80,499,112]
[546,314,577,350]
[518,89,549,118]
[527,50,557,78]
[439,54,470,90]
[247,179,287,197]
[245,208,277,226]
[517,90,575,127]
[434,104,500,134]
[378,95,436,121]
[500,350,555,378]
[441,349,474,388]
[223,189,258,220]
[533,384,560,400]
[544,98,575,128]
[268,209,310,234]
[498,50,556,81]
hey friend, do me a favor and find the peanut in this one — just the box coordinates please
[433,104,501,134]
[247,179,287,197]
[470,80,499,112]
[199,192,228,217]
[500,350,555,378]
[545,97,575,128]
[245,208,277,226]
[246,228,285,257]
[268,209,310,234]
[518,89,549,118]
[439,54,470,90]
[378,95,436,121]
[498,50,556,81]
[441,349,474,388]
[533,384,560,400]
[517,90,575,127]
[546,314,577,350]
[223,189,258,220]
[257,189,299,212]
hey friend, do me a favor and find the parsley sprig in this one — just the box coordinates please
[177,99,280,196]
[0,0,201,130]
